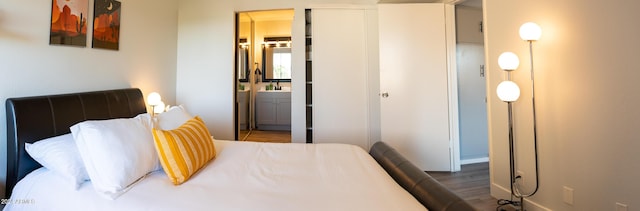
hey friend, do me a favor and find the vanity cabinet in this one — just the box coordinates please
[237,90,250,130]
[256,91,291,131]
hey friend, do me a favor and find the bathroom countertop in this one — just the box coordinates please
[258,90,291,93]
[258,87,291,92]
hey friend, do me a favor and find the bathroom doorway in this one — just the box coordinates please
[235,9,294,143]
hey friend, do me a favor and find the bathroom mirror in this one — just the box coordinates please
[237,39,250,82]
[237,12,251,83]
[262,37,292,82]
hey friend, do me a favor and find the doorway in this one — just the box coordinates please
[235,9,294,143]
[455,0,489,164]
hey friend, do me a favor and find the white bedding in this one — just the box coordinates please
[6,140,426,211]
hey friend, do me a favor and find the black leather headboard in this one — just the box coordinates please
[369,142,475,211]
[5,88,146,197]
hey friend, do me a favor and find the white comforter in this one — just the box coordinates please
[6,140,426,211]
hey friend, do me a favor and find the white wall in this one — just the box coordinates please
[485,0,640,210]
[177,0,379,142]
[176,0,236,140]
[0,0,179,197]
[455,6,483,44]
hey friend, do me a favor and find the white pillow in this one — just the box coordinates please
[136,105,194,131]
[156,105,194,130]
[25,133,89,189]
[70,115,158,200]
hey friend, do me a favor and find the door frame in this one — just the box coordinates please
[444,3,462,172]
[234,12,240,141]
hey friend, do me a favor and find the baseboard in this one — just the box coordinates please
[461,157,489,165]
[491,183,552,211]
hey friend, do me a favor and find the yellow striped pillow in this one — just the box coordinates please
[152,116,216,185]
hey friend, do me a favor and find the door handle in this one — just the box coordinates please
[380,92,389,98]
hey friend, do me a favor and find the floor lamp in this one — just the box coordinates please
[496,22,542,211]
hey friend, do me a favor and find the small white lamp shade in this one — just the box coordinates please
[498,52,520,71]
[154,101,166,114]
[496,81,521,102]
[147,92,162,106]
[519,22,542,41]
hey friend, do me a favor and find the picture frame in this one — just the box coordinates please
[49,0,89,47]
[92,0,121,50]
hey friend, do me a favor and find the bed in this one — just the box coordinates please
[4,88,474,211]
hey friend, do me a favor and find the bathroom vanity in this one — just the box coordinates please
[237,89,250,130]
[256,90,291,131]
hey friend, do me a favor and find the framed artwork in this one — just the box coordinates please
[93,0,121,50]
[50,0,89,47]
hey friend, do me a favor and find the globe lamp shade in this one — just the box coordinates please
[498,52,520,71]
[154,101,166,114]
[520,22,542,41]
[147,92,162,106]
[497,81,521,102]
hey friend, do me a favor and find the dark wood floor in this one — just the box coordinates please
[428,162,498,211]
[240,130,291,143]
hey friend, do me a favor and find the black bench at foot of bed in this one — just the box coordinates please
[369,142,476,211]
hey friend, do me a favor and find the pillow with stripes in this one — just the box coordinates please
[152,116,216,185]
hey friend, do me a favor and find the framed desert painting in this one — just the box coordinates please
[50,0,89,47]
[93,0,122,50]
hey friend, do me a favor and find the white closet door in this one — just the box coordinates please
[312,8,369,149]
[379,3,452,171]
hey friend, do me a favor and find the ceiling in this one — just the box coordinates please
[459,0,482,8]
[378,0,443,3]
[377,0,482,8]
[243,9,295,22]
[239,0,480,23]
